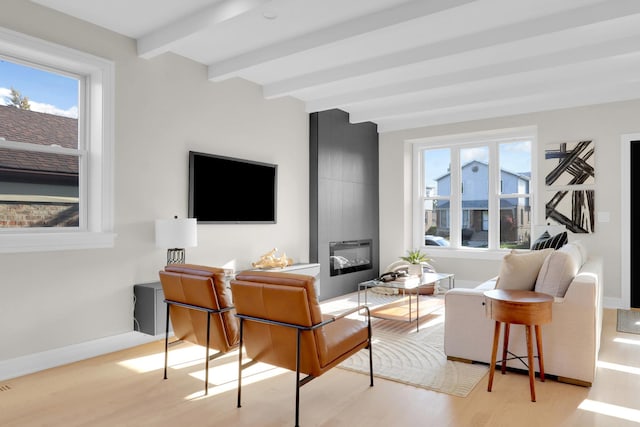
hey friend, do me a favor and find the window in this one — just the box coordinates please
[413,127,535,251]
[0,26,114,252]
[0,61,80,228]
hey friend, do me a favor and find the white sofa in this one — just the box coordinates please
[444,252,603,386]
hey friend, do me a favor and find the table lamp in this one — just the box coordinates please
[155,216,198,265]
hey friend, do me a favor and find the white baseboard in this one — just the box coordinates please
[0,331,167,382]
[604,296,626,310]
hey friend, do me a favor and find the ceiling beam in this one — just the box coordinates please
[264,0,640,98]
[137,0,270,59]
[206,0,475,81]
[305,35,640,113]
[376,81,640,132]
[349,60,640,123]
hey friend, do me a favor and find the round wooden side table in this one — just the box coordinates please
[484,289,553,402]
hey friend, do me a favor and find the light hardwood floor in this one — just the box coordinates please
[1,308,639,426]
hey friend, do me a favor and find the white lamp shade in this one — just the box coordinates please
[155,218,198,249]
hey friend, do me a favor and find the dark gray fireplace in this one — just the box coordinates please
[310,109,379,300]
[329,239,373,276]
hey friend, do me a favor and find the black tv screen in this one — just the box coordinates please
[188,151,277,223]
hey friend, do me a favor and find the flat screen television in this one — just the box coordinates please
[188,151,277,223]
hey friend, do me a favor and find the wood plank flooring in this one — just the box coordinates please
[1,309,639,426]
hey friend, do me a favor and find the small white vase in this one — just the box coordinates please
[408,263,423,277]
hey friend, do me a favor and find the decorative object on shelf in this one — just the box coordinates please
[252,247,293,269]
[155,216,198,265]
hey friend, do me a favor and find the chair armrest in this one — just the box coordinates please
[235,313,324,331]
[236,304,371,331]
[327,305,370,321]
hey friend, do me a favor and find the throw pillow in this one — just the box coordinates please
[531,231,568,250]
[571,240,588,265]
[496,248,554,291]
[535,243,582,297]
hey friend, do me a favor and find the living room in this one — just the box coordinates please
[2,1,640,425]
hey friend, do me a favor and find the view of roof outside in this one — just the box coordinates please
[423,140,532,193]
[0,58,80,228]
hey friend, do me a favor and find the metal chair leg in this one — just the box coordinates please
[368,341,374,387]
[366,308,373,387]
[204,313,211,395]
[237,319,244,408]
[295,328,301,427]
[163,303,170,380]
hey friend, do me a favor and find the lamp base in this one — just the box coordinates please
[167,248,185,265]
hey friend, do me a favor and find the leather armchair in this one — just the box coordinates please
[159,264,239,394]
[231,270,372,427]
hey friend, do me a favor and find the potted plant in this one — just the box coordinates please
[400,249,438,295]
[400,249,431,277]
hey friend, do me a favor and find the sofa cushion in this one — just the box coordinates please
[535,243,582,297]
[496,248,553,291]
[571,240,588,265]
[531,231,568,250]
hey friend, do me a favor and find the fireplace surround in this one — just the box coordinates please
[310,109,379,299]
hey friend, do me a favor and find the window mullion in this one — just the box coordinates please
[450,148,461,247]
[488,143,499,249]
[413,143,423,249]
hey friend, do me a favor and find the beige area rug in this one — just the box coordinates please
[617,309,640,334]
[320,293,489,397]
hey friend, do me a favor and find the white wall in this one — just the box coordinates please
[0,1,308,363]
[380,99,640,306]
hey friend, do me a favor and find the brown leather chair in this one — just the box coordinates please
[159,264,239,394]
[230,270,372,427]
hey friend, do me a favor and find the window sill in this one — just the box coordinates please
[422,247,510,261]
[0,231,116,253]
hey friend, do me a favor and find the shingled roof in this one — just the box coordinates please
[0,105,78,179]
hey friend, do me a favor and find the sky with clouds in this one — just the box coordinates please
[0,58,78,118]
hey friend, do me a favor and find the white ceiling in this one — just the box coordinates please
[32,0,640,132]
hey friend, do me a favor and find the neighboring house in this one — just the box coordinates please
[0,105,79,227]
[434,160,531,246]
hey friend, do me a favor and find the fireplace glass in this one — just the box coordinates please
[329,239,372,276]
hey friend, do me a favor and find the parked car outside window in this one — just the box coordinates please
[425,235,450,246]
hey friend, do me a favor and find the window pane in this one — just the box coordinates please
[0,147,79,228]
[424,199,450,246]
[461,146,489,248]
[0,58,80,229]
[500,196,531,249]
[424,148,450,197]
[499,140,531,194]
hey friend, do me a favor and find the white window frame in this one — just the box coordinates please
[411,126,537,259]
[0,26,115,253]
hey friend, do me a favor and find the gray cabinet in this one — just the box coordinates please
[134,282,172,336]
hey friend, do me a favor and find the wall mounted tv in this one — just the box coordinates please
[188,151,277,223]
